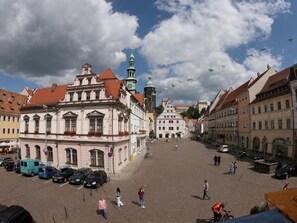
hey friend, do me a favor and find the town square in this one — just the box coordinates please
[1,138,296,223]
[0,0,297,222]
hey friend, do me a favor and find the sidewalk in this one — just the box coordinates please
[109,151,145,180]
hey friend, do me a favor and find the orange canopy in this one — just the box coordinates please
[265,188,297,223]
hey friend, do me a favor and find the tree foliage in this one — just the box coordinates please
[181,106,200,119]
[155,105,164,117]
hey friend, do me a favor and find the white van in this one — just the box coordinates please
[218,145,229,153]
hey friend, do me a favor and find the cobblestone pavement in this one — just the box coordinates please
[0,139,296,223]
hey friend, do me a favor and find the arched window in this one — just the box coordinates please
[272,138,288,157]
[118,148,122,165]
[253,137,260,151]
[35,145,41,160]
[33,115,40,133]
[262,137,268,155]
[65,148,77,165]
[25,144,30,158]
[47,147,53,162]
[124,147,127,161]
[89,149,104,167]
[23,116,30,132]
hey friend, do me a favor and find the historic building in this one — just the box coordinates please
[0,89,27,153]
[19,64,136,174]
[237,66,277,150]
[144,76,156,138]
[156,99,186,138]
[250,65,297,159]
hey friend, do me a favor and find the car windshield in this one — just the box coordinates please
[279,165,290,171]
[73,171,83,175]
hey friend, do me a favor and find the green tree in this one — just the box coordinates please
[155,105,164,117]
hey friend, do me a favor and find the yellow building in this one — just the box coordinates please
[250,66,295,159]
[0,89,27,152]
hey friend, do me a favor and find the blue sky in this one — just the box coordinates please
[0,0,296,105]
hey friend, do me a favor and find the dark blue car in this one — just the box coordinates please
[38,166,58,179]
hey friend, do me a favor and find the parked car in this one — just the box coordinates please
[69,168,93,185]
[38,166,59,179]
[52,167,76,183]
[275,163,297,179]
[84,170,108,188]
[0,157,14,166]
[4,161,15,171]
[218,145,229,153]
[0,205,34,223]
[20,159,43,176]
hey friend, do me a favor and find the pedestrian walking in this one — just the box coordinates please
[214,155,218,166]
[202,180,211,200]
[217,155,221,166]
[229,162,234,175]
[283,182,289,190]
[98,197,108,219]
[116,187,124,207]
[233,161,237,174]
[138,186,145,208]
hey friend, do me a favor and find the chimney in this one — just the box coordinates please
[51,83,57,92]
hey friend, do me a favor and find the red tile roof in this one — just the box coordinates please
[212,90,230,112]
[133,93,144,105]
[97,68,118,81]
[221,80,250,108]
[257,67,290,95]
[26,84,68,107]
[96,68,123,99]
[0,89,27,114]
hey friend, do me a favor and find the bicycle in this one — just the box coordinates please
[209,209,234,222]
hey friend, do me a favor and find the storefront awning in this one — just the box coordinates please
[265,188,297,222]
[221,209,293,223]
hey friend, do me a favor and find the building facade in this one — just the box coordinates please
[0,89,27,153]
[156,99,186,138]
[20,65,135,174]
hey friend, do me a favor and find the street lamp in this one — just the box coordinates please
[43,105,48,165]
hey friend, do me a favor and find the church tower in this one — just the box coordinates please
[126,51,137,93]
[144,76,156,113]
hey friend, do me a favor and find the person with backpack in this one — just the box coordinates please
[212,202,225,222]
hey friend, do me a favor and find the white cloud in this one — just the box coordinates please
[141,0,290,102]
[0,0,141,86]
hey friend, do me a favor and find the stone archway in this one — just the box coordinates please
[253,137,260,151]
[262,136,268,155]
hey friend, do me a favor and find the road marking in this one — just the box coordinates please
[60,182,69,187]
[31,176,39,181]
[44,180,52,184]
[77,185,83,190]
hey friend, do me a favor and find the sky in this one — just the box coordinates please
[0,0,296,105]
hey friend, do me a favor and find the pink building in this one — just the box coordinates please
[20,64,132,174]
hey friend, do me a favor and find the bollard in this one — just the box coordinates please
[64,207,68,218]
